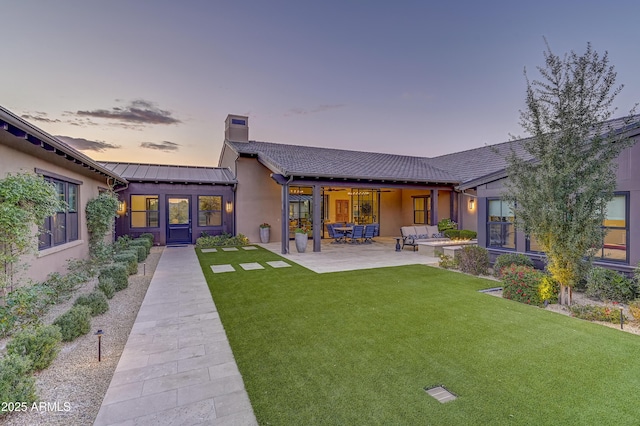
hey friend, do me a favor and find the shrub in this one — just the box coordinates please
[96,277,116,299]
[585,267,637,303]
[74,290,109,316]
[5,283,55,327]
[44,271,86,301]
[133,245,147,262]
[459,230,477,240]
[443,229,460,239]
[53,305,92,341]
[437,218,457,232]
[129,238,151,256]
[493,253,535,278]
[457,246,489,276]
[0,305,17,338]
[629,300,640,321]
[139,232,155,245]
[538,275,559,304]
[114,235,132,253]
[99,263,128,291]
[569,304,626,324]
[6,324,62,371]
[114,251,138,275]
[196,233,250,248]
[501,265,546,306]
[0,354,37,409]
[438,254,459,269]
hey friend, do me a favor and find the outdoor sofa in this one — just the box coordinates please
[400,225,450,251]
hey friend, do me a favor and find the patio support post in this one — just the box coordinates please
[431,189,439,225]
[312,184,322,252]
[281,181,290,254]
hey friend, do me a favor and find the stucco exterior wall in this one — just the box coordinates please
[0,143,109,286]
[379,189,402,237]
[233,157,282,243]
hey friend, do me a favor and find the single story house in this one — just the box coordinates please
[0,106,127,286]
[217,114,640,273]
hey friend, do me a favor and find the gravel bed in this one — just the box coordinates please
[1,246,163,425]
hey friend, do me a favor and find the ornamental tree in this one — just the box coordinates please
[503,41,638,305]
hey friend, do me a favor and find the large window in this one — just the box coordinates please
[39,178,79,249]
[413,196,430,224]
[130,195,159,228]
[198,196,222,226]
[487,199,515,249]
[597,193,628,262]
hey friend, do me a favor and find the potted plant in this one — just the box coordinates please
[294,225,310,253]
[259,223,271,243]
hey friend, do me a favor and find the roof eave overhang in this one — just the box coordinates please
[0,107,127,186]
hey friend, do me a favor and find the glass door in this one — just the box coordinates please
[167,196,191,243]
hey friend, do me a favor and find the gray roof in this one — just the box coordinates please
[98,162,236,184]
[225,140,460,184]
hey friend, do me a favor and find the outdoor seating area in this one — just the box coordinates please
[327,223,379,244]
[400,225,450,251]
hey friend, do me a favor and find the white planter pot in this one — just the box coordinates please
[259,227,270,243]
[295,233,308,253]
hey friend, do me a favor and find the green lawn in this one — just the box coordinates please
[197,246,640,425]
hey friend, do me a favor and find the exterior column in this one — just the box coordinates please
[281,183,290,254]
[431,189,439,225]
[312,184,322,252]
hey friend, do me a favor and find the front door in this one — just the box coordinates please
[335,200,349,223]
[167,196,191,244]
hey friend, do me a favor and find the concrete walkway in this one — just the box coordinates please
[94,246,257,426]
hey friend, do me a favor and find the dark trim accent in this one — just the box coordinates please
[34,168,83,185]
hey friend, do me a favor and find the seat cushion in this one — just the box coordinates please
[401,226,417,237]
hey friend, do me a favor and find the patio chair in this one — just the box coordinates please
[327,223,345,243]
[349,225,365,243]
[362,225,376,243]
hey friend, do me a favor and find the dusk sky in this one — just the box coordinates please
[3,1,639,166]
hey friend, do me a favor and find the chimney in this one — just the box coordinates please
[225,114,249,142]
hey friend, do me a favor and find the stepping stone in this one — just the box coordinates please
[211,264,235,273]
[266,261,291,268]
[239,262,264,271]
[201,248,217,253]
[242,246,258,250]
[221,247,239,251]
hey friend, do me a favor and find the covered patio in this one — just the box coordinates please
[257,237,440,273]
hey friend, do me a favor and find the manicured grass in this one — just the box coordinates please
[197,246,640,425]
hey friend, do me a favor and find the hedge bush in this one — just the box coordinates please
[97,277,116,299]
[585,267,637,303]
[0,354,37,410]
[53,305,92,341]
[457,246,489,275]
[196,233,250,248]
[114,251,138,275]
[501,265,546,306]
[4,284,55,329]
[569,304,626,324]
[99,263,129,291]
[459,230,477,239]
[74,291,109,316]
[6,324,62,371]
[129,238,151,256]
[133,245,147,262]
[493,253,535,278]
[139,233,155,245]
[443,229,460,239]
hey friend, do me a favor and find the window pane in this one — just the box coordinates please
[55,181,65,211]
[69,212,78,241]
[488,223,515,249]
[604,195,625,227]
[199,196,221,211]
[131,195,159,228]
[199,211,222,226]
[603,229,626,261]
[53,212,66,245]
[68,184,78,212]
[39,217,52,249]
[528,235,543,252]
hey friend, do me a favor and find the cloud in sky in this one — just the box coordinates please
[285,104,345,116]
[21,112,61,123]
[140,141,181,152]
[76,99,182,127]
[56,135,121,152]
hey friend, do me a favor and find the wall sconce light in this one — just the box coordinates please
[468,198,475,210]
[225,201,233,213]
[117,200,127,216]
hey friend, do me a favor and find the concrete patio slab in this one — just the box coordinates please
[94,246,257,425]
[211,264,235,273]
[239,262,264,270]
[266,260,291,268]
[221,247,239,251]
[201,248,217,253]
[242,246,258,250]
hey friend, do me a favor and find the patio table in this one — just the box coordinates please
[334,226,353,243]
